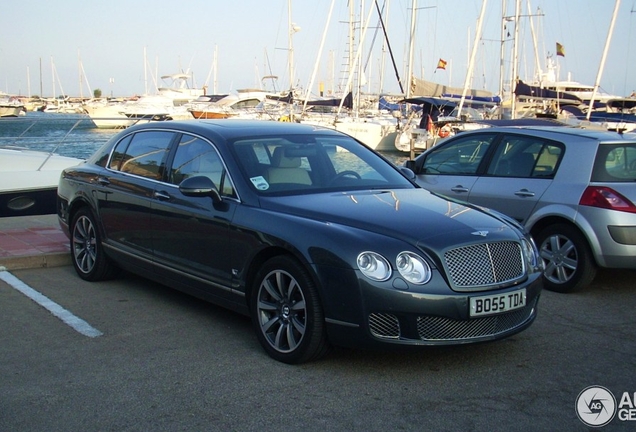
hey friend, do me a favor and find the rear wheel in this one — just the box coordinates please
[70,207,118,281]
[535,223,597,293]
[250,256,330,364]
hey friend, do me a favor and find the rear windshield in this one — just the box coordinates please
[592,143,636,182]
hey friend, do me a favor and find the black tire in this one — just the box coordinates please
[250,256,330,364]
[535,223,597,293]
[70,207,118,281]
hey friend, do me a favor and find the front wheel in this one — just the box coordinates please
[535,223,597,293]
[70,207,118,281]
[250,256,330,364]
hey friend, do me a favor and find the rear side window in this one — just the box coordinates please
[592,143,636,182]
[109,131,174,180]
[487,134,563,178]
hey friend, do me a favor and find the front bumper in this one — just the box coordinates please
[322,270,542,349]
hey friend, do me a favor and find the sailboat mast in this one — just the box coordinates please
[78,50,83,99]
[510,0,521,119]
[288,0,294,91]
[498,0,507,118]
[526,0,542,83]
[406,0,417,99]
[51,56,55,99]
[586,0,621,119]
[457,0,487,117]
[303,0,336,113]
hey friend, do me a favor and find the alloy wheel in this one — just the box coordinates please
[72,214,97,274]
[256,269,307,353]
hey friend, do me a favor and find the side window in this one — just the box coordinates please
[535,144,563,177]
[169,134,236,197]
[109,131,173,180]
[592,144,636,182]
[487,135,562,178]
[109,135,133,171]
[422,134,496,175]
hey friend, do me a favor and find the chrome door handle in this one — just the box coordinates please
[154,191,171,200]
[97,177,110,186]
[514,189,535,197]
[450,185,469,193]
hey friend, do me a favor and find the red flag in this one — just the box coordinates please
[556,42,565,57]
[436,58,447,70]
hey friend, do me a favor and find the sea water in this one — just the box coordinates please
[0,112,411,165]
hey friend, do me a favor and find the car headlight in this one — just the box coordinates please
[396,252,431,284]
[521,238,543,272]
[357,252,392,281]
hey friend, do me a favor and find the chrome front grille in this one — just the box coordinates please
[417,301,536,341]
[444,241,524,290]
[368,299,537,342]
[369,313,400,339]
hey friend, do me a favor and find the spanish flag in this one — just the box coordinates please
[556,42,565,57]
[436,58,447,70]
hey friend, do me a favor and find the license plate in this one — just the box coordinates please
[470,289,526,317]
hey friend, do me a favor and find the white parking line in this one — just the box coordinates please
[0,268,103,338]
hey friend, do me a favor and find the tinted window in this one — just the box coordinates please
[109,131,173,180]
[422,134,496,175]
[486,134,563,178]
[169,134,236,197]
[592,143,636,182]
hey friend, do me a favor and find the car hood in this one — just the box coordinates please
[260,188,518,246]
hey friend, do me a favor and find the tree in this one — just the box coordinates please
[93,88,102,98]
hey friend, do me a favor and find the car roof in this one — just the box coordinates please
[124,119,345,141]
[466,125,636,143]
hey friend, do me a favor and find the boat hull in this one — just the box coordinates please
[189,110,235,119]
[0,187,59,217]
[0,147,83,217]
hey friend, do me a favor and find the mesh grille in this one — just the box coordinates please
[444,241,524,290]
[417,302,535,341]
[369,313,400,339]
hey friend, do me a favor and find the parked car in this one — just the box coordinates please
[404,126,636,293]
[57,120,542,364]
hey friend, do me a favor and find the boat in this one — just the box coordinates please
[0,94,26,117]
[298,93,401,151]
[525,58,621,106]
[0,146,83,217]
[84,95,192,129]
[560,98,636,132]
[156,73,205,105]
[188,89,274,119]
[41,96,85,114]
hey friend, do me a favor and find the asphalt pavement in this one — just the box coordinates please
[2,214,636,430]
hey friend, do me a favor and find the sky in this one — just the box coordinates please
[2,0,635,100]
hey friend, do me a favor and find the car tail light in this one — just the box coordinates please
[579,186,636,213]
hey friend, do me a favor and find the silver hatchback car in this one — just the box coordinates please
[405,126,636,292]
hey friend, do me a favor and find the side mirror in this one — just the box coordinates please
[398,165,416,180]
[402,159,418,174]
[179,175,222,203]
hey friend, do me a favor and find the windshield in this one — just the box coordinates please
[230,134,414,195]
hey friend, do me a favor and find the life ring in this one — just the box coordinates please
[279,115,291,122]
[438,124,451,138]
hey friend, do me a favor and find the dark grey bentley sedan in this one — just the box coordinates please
[57,120,542,363]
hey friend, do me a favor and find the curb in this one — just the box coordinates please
[0,252,71,271]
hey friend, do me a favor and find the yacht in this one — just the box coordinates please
[0,146,83,217]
